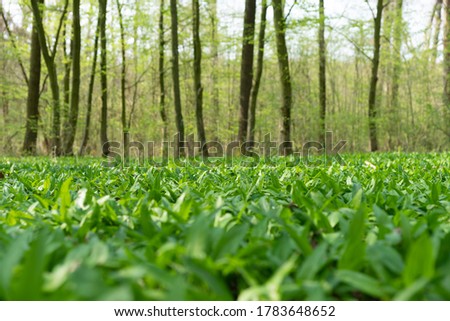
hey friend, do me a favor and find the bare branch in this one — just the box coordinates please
[0,4,29,85]
[50,0,69,60]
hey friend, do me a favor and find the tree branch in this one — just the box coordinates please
[0,4,29,85]
[50,0,69,60]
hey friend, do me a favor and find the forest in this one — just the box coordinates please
[0,0,450,303]
[0,0,449,156]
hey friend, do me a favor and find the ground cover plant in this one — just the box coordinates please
[0,153,449,300]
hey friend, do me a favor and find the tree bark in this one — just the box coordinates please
[368,0,384,152]
[30,0,63,155]
[61,21,71,150]
[210,0,219,139]
[318,0,327,144]
[432,0,443,63]
[248,0,267,144]
[159,0,168,153]
[79,8,101,156]
[117,0,129,160]
[192,0,207,156]
[99,0,110,156]
[170,0,185,157]
[273,0,293,154]
[237,0,256,145]
[443,0,450,139]
[23,0,42,155]
[63,0,81,155]
[390,0,403,149]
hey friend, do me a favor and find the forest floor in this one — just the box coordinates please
[0,153,449,300]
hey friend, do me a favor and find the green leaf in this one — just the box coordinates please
[297,242,328,280]
[59,177,73,222]
[336,270,386,298]
[338,207,366,270]
[403,234,435,286]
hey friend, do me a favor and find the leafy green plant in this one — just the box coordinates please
[0,153,449,300]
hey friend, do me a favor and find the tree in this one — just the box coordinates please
[79,4,101,156]
[443,0,450,139]
[99,0,110,157]
[209,0,219,139]
[237,0,256,145]
[170,0,185,157]
[22,0,42,155]
[117,0,129,159]
[30,0,68,155]
[192,0,207,156]
[159,0,168,150]
[389,0,403,148]
[63,0,81,155]
[368,0,384,152]
[432,0,443,63]
[318,0,327,144]
[248,0,268,144]
[61,20,71,151]
[273,0,293,154]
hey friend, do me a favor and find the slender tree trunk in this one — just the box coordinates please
[23,0,42,155]
[63,0,81,155]
[443,0,450,139]
[2,90,8,153]
[170,0,185,157]
[30,0,62,155]
[318,0,326,144]
[390,0,403,148]
[61,21,71,149]
[433,0,443,63]
[99,0,110,156]
[210,0,219,139]
[192,0,207,156]
[248,0,267,144]
[128,0,139,133]
[273,0,293,154]
[116,0,129,160]
[159,0,168,153]
[368,0,384,152]
[79,8,100,156]
[237,0,256,145]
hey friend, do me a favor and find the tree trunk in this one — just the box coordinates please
[23,0,42,155]
[79,7,100,156]
[170,0,185,157]
[159,0,168,153]
[433,0,443,63]
[30,0,62,155]
[248,0,267,144]
[61,21,71,150]
[237,0,256,145]
[116,0,129,160]
[63,0,81,155]
[368,0,384,152]
[390,0,403,148]
[273,0,293,154]
[318,0,327,144]
[2,85,10,153]
[99,0,110,156]
[192,0,207,156]
[210,0,219,139]
[443,0,450,139]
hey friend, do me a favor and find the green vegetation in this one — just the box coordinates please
[0,153,449,300]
